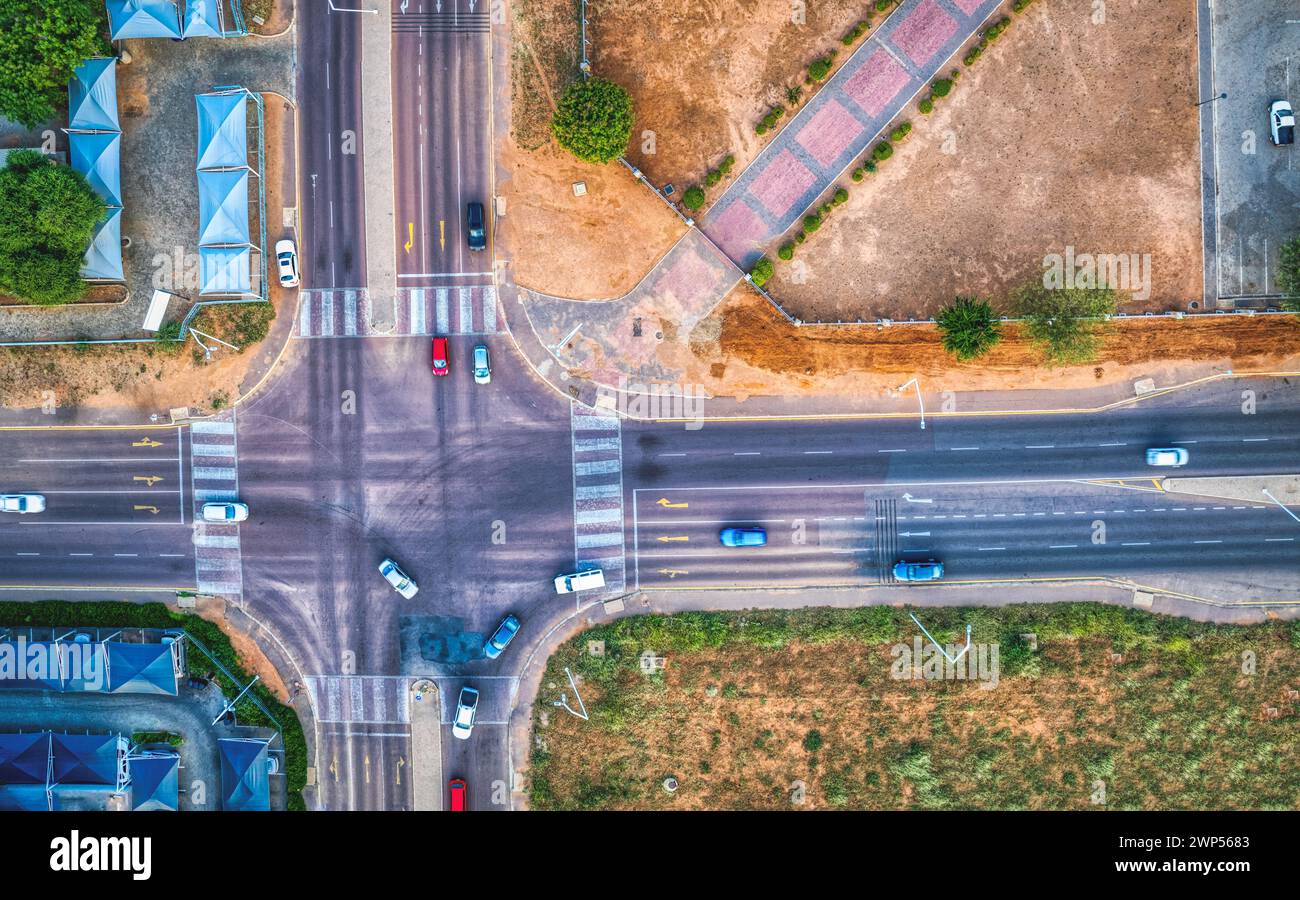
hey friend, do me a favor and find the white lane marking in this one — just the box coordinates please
[1025,444,1055,449]
[949,447,980,451]
[1098,442,1127,446]
[1242,437,1269,442]
[1049,544,1077,549]
[878,449,907,453]
[113,553,139,557]
[1265,537,1295,542]
[69,553,93,557]
[803,450,833,455]
[1121,542,1151,546]
[658,453,687,457]
[977,547,1006,551]
[15,552,39,557]
[1193,540,1223,544]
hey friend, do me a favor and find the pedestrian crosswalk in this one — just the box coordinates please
[307,676,413,725]
[189,415,243,598]
[294,286,501,338]
[570,402,626,595]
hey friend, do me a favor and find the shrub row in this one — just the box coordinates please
[807,51,836,83]
[755,104,785,135]
[1012,0,1036,11]
[681,154,735,211]
[841,19,871,46]
[963,15,1012,66]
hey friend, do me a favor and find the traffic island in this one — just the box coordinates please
[1162,475,1300,508]
[409,679,442,811]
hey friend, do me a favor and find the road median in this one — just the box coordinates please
[1162,475,1300,507]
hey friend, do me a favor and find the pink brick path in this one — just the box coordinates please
[841,49,912,118]
[794,99,866,168]
[889,0,959,67]
[746,149,818,218]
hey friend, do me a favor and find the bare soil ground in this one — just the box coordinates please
[683,288,1300,401]
[768,0,1203,319]
[504,0,878,299]
[592,0,879,199]
[529,608,1300,810]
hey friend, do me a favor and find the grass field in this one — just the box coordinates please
[528,605,1300,811]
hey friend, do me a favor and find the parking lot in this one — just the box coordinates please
[1211,0,1300,300]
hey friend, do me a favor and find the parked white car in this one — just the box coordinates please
[0,493,45,514]
[554,568,605,594]
[202,501,249,522]
[275,239,300,288]
[1271,99,1295,146]
[451,687,479,740]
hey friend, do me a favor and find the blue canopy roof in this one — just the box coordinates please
[196,91,247,170]
[197,168,249,246]
[199,245,251,295]
[68,58,119,132]
[107,0,184,40]
[69,131,122,208]
[81,208,125,282]
[49,733,120,786]
[219,738,269,810]
[183,0,224,38]
[0,783,51,811]
[107,642,177,695]
[129,754,179,811]
[0,733,49,785]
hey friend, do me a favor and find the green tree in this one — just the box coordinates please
[0,0,108,128]
[1279,235,1300,312]
[936,296,1002,360]
[749,256,774,288]
[0,149,105,305]
[681,186,705,211]
[1013,283,1118,365]
[550,78,634,164]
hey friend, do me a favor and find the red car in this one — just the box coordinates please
[448,777,467,811]
[431,336,450,376]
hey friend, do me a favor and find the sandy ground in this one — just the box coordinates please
[768,0,1203,320]
[685,288,1300,400]
[592,0,878,198]
[0,97,294,414]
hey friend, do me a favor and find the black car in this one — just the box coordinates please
[467,202,487,251]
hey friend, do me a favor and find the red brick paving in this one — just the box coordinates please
[841,48,913,118]
[794,98,866,167]
[889,0,959,67]
[746,148,818,217]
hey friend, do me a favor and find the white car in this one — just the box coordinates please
[472,343,492,385]
[554,568,605,594]
[0,493,45,514]
[451,686,479,740]
[275,239,300,288]
[378,557,419,599]
[1271,99,1295,146]
[1145,447,1189,467]
[201,501,249,522]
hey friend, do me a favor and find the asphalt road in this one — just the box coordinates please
[299,1,368,291]
[0,427,193,590]
[392,1,493,288]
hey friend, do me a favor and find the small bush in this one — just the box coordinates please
[705,170,721,187]
[842,21,869,45]
[936,296,1002,361]
[802,213,823,233]
[872,141,893,161]
[718,154,735,175]
[875,0,892,11]
[819,202,832,216]
[930,77,952,98]
[803,730,824,753]
[890,121,912,142]
[807,56,834,82]
[918,96,934,115]
[778,243,794,261]
[681,186,706,210]
[832,187,849,205]
[749,256,775,288]
[851,167,864,182]
[795,230,807,244]
[786,85,803,106]
[755,121,768,135]
[864,160,878,174]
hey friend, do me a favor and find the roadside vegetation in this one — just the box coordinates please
[0,600,308,810]
[0,149,105,305]
[0,0,107,128]
[550,77,634,164]
[1013,284,1119,366]
[1279,235,1300,312]
[529,606,1300,810]
[936,296,1002,360]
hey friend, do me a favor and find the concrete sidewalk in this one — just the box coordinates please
[360,1,396,329]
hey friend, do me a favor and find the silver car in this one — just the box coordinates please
[472,344,491,385]
[452,686,479,740]
[1145,447,1189,467]
[202,501,249,522]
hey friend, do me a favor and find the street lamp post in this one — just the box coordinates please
[1194,91,1227,107]
[897,378,926,430]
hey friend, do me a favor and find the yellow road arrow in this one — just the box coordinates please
[657,568,689,578]
[329,756,339,782]
[133,475,163,487]
[132,438,162,448]
[439,219,445,250]
[656,498,688,508]
[364,754,371,784]
[657,535,689,543]
[133,505,160,515]
[395,756,404,786]
[404,222,414,254]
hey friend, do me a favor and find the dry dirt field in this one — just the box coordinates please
[680,288,1300,401]
[504,0,882,299]
[529,607,1300,810]
[768,0,1204,320]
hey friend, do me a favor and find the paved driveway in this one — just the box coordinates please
[1209,1,1300,301]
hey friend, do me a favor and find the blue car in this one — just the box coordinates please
[893,561,945,582]
[720,527,767,547]
[483,614,520,659]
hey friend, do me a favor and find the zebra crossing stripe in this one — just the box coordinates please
[575,459,620,476]
[482,286,497,332]
[458,288,473,332]
[575,437,620,452]
[193,534,240,549]
[436,288,449,334]
[196,557,240,571]
[577,532,623,549]
[575,507,622,525]
[574,415,620,430]
[192,443,235,457]
[576,483,621,500]
[578,556,623,571]
[299,294,312,335]
[321,293,335,336]
[193,466,237,480]
[196,581,241,594]
[411,289,426,334]
[344,291,358,336]
[191,420,235,435]
[194,488,238,501]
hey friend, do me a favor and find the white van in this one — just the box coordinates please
[554,568,605,594]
